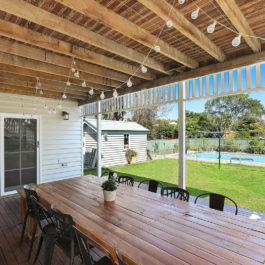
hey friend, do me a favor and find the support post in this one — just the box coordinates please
[97,101,102,177]
[178,82,186,189]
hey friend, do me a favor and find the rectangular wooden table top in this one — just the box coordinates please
[19,175,265,265]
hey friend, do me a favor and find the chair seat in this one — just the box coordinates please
[56,237,80,256]
[94,256,113,265]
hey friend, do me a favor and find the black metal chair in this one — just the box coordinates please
[194,193,238,215]
[50,207,80,265]
[118,176,134,187]
[161,187,190,202]
[138,179,163,193]
[114,247,128,265]
[31,197,57,265]
[20,187,46,260]
[73,226,115,265]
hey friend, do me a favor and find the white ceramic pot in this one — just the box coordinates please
[103,190,117,202]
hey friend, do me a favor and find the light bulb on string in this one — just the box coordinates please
[127,79,132,87]
[71,67,76,73]
[62,93,67,99]
[82,80,87,87]
[39,89,44,95]
[113,89,118,98]
[74,71,80,78]
[89,88,94,96]
[35,85,39,90]
[207,20,216,34]
[73,58,76,65]
[178,0,185,4]
[100,92,105,100]
[44,104,48,109]
[166,20,173,28]
[48,109,52,114]
[66,80,71,86]
[38,81,41,87]
[154,45,160,53]
[57,103,62,109]
[232,33,241,47]
[52,109,56,114]
[141,65,148,73]
[191,7,200,20]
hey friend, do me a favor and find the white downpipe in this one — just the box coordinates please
[178,81,186,189]
[97,101,102,177]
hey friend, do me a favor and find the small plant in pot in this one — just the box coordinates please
[125,149,137,164]
[101,176,117,202]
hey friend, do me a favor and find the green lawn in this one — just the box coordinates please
[84,159,265,212]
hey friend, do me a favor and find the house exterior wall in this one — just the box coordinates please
[84,129,148,167]
[0,93,83,195]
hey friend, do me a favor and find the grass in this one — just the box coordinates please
[84,159,265,212]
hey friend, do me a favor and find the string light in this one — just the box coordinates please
[191,7,200,20]
[141,65,148,73]
[44,104,48,109]
[100,92,105,100]
[82,80,87,87]
[74,71,80,78]
[52,109,57,114]
[66,80,71,86]
[113,89,118,98]
[57,103,62,109]
[71,67,76,73]
[39,89,43,95]
[89,88,94,96]
[178,0,185,4]
[207,20,216,34]
[166,20,173,28]
[48,109,52,114]
[127,79,132,87]
[154,45,161,53]
[62,93,67,99]
[232,33,242,47]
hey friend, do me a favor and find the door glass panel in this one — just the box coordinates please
[4,118,37,192]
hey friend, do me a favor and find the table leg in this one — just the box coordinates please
[20,197,39,239]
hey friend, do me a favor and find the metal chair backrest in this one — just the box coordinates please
[118,176,134,187]
[161,187,189,202]
[138,179,163,193]
[114,247,128,265]
[24,188,39,211]
[30,196,54,230]
[52,208,74,241]
[73,226,115,265]
[194,193,238,215]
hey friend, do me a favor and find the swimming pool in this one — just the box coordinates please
[187,152,265,163]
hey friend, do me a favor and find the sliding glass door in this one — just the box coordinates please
[3,117,38,193]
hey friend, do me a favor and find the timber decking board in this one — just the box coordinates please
[19,175,265,265]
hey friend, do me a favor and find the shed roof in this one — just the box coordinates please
[84,119,149,132]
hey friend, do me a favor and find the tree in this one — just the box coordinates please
[204,95,265,131]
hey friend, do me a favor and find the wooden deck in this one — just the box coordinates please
[0,195,103,265]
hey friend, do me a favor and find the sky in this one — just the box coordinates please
[162,90,265,120]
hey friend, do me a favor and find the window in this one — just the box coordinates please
[124,134,129,150]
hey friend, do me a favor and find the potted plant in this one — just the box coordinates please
[125,149,137,164]
[101,176,117,202]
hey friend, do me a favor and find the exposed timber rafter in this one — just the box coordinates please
[138,0,226,62]
[55,0,198,69]
[0,0,166,77]
[215,0,261,53]
[0,51,121,88]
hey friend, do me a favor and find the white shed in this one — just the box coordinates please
[83,119,149,167]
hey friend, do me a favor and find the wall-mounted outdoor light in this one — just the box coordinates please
[62,111,69,120]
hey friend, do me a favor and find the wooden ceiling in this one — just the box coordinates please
[0,0,264,104]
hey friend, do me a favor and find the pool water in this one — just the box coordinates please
[187,152,265,163]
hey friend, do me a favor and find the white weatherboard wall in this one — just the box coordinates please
[0,93,83,195]
[84,130,147,167]
[102,132,147,167]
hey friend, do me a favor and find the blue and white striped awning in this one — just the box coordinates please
[82,62,265,116]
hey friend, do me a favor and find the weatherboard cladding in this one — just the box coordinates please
[84,120,148,167]
[0,93,83,186]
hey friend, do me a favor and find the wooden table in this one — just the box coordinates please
[19,175,265,265]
